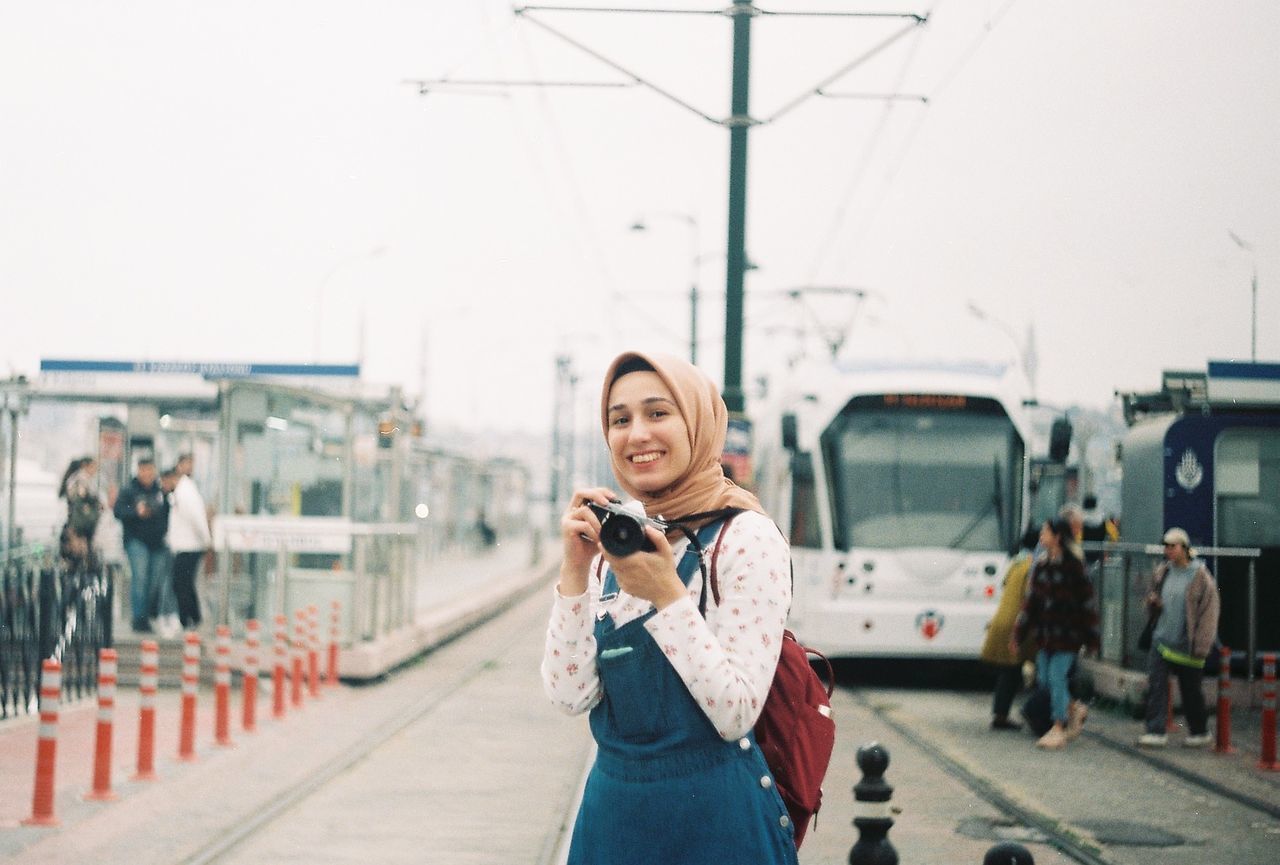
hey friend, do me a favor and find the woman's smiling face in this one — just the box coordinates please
[606,371,693,495]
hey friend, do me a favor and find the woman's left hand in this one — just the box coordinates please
[604,526,686,610]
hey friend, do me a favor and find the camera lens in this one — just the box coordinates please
[599,512,647,557]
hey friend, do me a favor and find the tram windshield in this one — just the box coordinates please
[821,396,1024,553]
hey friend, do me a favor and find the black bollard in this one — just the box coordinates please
[983,841,1035,865]
[849,742,898,865]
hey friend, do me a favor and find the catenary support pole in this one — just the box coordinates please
[722,0,754,415]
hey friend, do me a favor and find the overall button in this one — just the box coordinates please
[738,737,751,750]
[779,815,791,829]
[760,775,773,788]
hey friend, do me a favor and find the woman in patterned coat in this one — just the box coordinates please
[1013,517,1100,750]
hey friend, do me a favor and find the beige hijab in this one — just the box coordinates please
[600,350,763,522]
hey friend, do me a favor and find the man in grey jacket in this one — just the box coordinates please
[1138,527,1221,748]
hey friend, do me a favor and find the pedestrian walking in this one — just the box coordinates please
[542,350,798,865]
[58,456,102,569]
[1137,528,1220,748]
[1013,517,1099,750]
[980,526,1040,730]
[168,453,212,630]
[113,459,171,634]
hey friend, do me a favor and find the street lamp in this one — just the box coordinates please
[314,245,387,362]
[1229,230,1259,362]
[630,213,700,364]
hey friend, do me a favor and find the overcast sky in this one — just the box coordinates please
[2,1,1276,434]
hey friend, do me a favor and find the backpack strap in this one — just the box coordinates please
[705,511,739,610]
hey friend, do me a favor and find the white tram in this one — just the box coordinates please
[753,357,1036,659]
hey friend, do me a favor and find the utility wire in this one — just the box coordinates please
[804,10,932,281]
[827,0,1022,277]
[759,18,928,125]
[514,22,683,348]
[516,9,722,125]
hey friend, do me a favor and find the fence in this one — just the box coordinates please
[0,550,116,719]
[208,516,421,646]
[1087,541,1265,682]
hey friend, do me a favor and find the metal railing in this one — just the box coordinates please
[208,517,421,646]
[1086,540,1264,682]
[0,551,116,719]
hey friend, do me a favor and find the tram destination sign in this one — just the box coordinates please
[41,358,360,378]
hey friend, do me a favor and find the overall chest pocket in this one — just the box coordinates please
[597,631,670,742]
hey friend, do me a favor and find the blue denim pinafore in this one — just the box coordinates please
[566,522,798,865]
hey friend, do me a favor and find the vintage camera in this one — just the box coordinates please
[587,500,668,557]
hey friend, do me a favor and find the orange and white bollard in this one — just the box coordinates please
[86,648,118,801]
[23,659,62,826]
[291,610,306,708]
[326,600,341,686]
[307,604,321,698]
[214,625,233,747]
[1260,653,1278,771]
[272,614,288,719]
[242,619,260,732]
[178,631,201,761]
[133,640,159,780]
[1214,644,1235,754]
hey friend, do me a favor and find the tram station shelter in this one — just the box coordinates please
[1118,360,1280,660]
[1,360,531,652]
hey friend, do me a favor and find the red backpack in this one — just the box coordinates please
[702,513,836,848]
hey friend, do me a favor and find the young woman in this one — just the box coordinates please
[1012,517,1099,750]
[542,351,798,865]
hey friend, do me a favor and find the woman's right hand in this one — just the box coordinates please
[557,488,618,596]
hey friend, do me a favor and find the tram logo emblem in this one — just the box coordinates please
[916,610,944,640]
[1175,448,1204,492]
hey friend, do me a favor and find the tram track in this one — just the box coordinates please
[848,686,1280,865]
[176,583,581,865]
[1078,728,1280,821]
[850,691,1118,865]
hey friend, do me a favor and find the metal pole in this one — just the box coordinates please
[690,282,699,366]
[6,409,17,552]
[722,0,753,414]
[341,407,355,520]
[1252,265,1258,362]
[688,216,700,365]
[1248,557,1258,689]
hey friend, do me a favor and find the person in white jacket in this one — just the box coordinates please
[168,453,213,629]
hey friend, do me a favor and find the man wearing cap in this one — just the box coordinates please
[1137,528,1221,747]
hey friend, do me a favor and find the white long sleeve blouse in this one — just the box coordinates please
[541,510,791,741]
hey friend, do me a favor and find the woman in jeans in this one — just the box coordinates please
[1013,517,1099,750]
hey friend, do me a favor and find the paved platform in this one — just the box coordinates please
[4,553,1276,864]
[0,539,558,850]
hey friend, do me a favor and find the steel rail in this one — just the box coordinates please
[851,691,1119,865]
[1080,729,1280,821]
[178,592,552,865]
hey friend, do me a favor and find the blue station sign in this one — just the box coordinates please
[40,359,361,379]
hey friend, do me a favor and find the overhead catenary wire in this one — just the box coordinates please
[513,20,682,349]
[825,0,1023,278]
[803,9,934,282]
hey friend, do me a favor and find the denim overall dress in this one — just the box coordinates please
[567,522,798,865]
